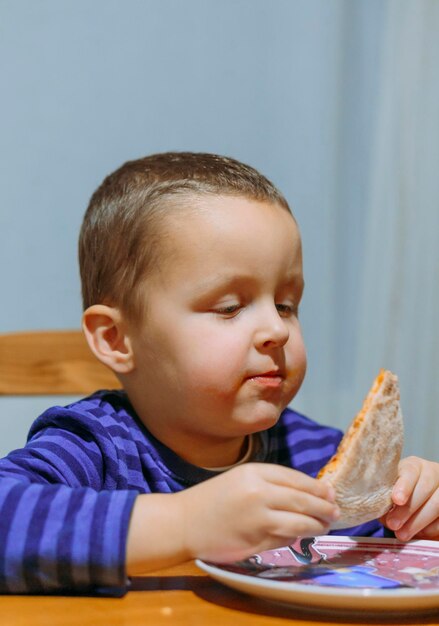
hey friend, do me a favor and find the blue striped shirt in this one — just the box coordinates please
[0,390,386,595]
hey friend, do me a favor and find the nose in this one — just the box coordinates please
[254,303,290,350]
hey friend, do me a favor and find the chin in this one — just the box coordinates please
[245,403,283,432]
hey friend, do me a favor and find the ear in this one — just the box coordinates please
[82,305,135,374]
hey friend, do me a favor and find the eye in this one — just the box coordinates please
[276,303,299,318]
[214,304,242,317]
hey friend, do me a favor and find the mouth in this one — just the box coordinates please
[247,370,285,388]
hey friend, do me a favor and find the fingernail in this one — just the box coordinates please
[332,506,340,521]
[387,517,402,531]
[327,486,336,502]
[393,490,406,504]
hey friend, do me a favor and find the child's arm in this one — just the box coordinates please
[0,413,136,595]
[0,475,136,594]
[382,456,439,541]
[126,462,339,575]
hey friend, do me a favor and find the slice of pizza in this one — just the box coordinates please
[318,369,404,529]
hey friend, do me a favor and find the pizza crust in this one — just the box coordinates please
[318,369,404,530]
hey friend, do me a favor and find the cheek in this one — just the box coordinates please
[286,332,307,380]
[182,327,247,388]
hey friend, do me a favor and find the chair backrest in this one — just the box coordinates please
[0,330,122,395]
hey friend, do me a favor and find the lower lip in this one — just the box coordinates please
[248,376,284,388]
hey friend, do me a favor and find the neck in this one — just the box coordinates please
[166,432,249,468]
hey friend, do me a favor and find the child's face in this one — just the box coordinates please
[126,195,306,465]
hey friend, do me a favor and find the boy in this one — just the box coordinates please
[0,152,438,595]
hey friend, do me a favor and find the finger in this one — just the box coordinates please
[391,457,422,506]
[386,462,438,533]
[267,484,340,525]
[395,488,439,541]
[413,517,439,541]
[220,512,331,563]
[266,510,332,542]
[259,464,336,501]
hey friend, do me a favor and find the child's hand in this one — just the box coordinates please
[175,463,340,563]
[382,456,439,541]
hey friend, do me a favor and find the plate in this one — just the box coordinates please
[196,536,439,612]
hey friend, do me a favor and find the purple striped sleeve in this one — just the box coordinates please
[0,477,137,595]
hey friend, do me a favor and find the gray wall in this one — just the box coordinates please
[1,0,386,454]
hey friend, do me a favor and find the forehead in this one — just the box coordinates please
[156,195,302,285]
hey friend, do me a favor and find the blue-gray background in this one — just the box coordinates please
[2,0,438,458]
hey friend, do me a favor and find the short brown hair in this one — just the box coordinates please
[78,152,291,322]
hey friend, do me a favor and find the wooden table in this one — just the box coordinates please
[0,561,438,626]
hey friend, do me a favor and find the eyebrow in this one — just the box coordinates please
[191,271,305,299]
[191,273,255,296]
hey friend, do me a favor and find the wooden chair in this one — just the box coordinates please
[0,330,121,395]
